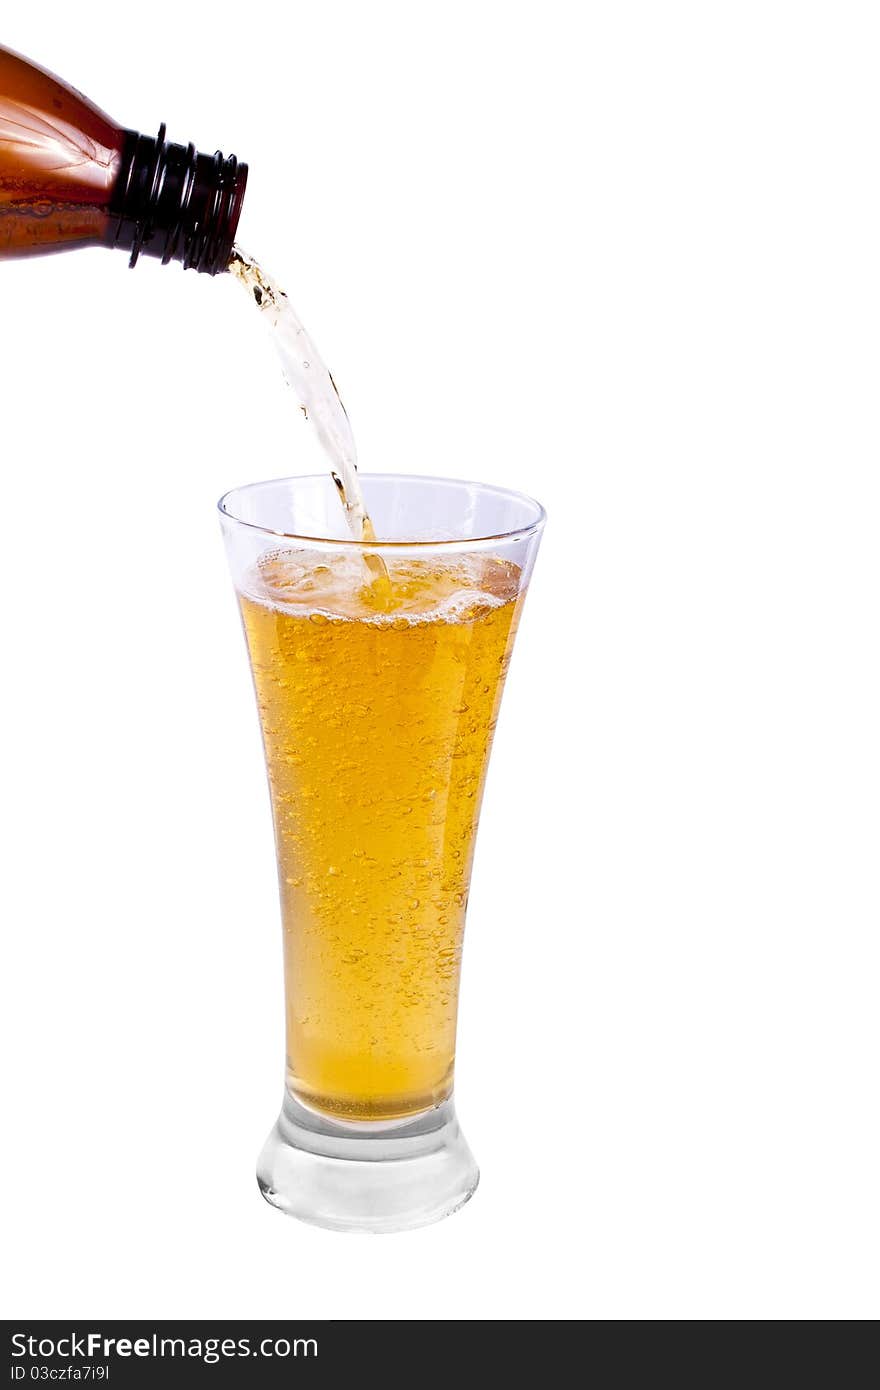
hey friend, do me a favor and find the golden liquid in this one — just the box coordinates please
[240,550,523,1121]
[228,246,392,599]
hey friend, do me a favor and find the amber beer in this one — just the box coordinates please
[239,549,523,1122]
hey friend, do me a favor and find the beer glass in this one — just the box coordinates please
[220,474,545,1232]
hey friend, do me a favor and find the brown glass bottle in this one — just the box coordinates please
[0,44,247,273]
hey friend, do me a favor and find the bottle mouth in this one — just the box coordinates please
[110,126,248,274]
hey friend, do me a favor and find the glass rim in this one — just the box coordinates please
[217,472,547,550]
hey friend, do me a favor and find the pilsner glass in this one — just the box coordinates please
[220,474,544,1232]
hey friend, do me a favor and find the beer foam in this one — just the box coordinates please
[239,549,520,624]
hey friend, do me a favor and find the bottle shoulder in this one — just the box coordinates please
[0,44,123,256]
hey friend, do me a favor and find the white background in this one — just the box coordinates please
[1,1,878,1321]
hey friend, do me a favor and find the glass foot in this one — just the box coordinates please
[257,1091,479,1233]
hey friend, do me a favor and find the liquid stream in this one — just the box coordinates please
[228,246,391,601]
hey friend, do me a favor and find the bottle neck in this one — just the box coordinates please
[109,126,247,274]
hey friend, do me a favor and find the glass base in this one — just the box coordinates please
[257,1090,479,1233]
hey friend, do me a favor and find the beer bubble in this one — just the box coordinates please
[238,544,525,1121]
